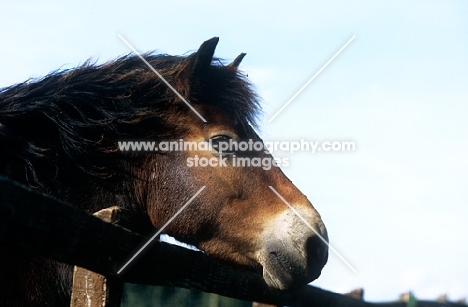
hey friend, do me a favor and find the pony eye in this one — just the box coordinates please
[210,135,235,154]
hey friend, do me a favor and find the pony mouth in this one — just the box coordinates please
[261,251,304,290]
[260,246,326,291]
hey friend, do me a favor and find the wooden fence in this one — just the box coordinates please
[0,176,466,307]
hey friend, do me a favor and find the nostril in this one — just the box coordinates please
[306,235,329,268]
[268,250,293,274]
[268,251,278,263]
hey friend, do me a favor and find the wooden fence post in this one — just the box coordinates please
[70,207,124,307]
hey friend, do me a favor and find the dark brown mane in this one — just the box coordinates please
[0,52,260,191]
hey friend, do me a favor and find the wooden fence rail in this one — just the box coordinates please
[0,176,465,307]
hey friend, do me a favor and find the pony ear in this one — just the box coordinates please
[228,53,246,69]
[186,37,219,78]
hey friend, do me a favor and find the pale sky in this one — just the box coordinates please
[1,0,467,302]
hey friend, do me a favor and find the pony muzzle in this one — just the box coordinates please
[259,210,328,290]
